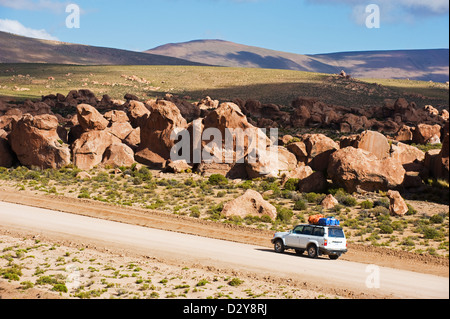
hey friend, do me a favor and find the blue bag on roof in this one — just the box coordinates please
[318,217,340,226]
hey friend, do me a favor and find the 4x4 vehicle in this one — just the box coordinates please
[271,224,347,260]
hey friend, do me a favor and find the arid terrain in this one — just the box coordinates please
[0,63,448,299]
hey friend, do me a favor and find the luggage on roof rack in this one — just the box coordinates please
[318,217,340,226]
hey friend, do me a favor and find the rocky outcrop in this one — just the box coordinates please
[221,189,277,220]
[328,147,405,193]
[9,114,71,169]
[135,100,187,169]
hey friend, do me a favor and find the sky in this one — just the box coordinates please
[0,0,448,55]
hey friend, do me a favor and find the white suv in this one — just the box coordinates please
[271,224,347,260]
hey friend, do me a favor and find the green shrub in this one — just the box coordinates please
[406,204,417,216]
[52,284,68,293]
[340,195,357,207]
[284,179,299,191]
[293,199,307,211]
[228,278,244,287]
[422,226,442,240]
[276,207,294,223]
[430,214,444,224]
[208,174,228,186]
[1,264,22,281]
[360,200,374,209]
[378,223,394,234]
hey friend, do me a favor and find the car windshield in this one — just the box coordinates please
[328,228,345,238]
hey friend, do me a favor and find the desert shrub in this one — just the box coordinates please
[401,237,416,246]
[1,264,22,281]
[284,178,299,191]
[238,180,253,190]
[340,195,357,207]
[360,200,374,209]
[430,214,444,224]
[208,203,224,220]
[228,278,244,287]
[52,284,68,293]
[208,174,228,186]
[24,170,41,180]
[93,172,110,183]
[305,192,321,203]
[293,200,307,211]
[422,226,443,240]
[373,198,390,209]
[378,222,394,234]
[371,206,390,216]
[276,206,294,223]
[406,204,417,216]
[189,206,200,218]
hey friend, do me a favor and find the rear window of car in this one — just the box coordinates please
[328,228,345,238]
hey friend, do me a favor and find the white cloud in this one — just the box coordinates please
[0,0,67,13]
[308,0,449,15]
[0,19,59,40]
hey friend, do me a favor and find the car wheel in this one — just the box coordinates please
[295,249,304,256]
[329,254,339,260]
[307,245,318,258]
[274,239,285,253]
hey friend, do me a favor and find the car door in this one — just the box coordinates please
[298,226,314,248]
[285,225,303,248]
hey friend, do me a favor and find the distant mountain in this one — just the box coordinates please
[0,31,205,66]
[146,40,449,82]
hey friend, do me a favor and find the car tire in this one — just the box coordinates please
[307,245,318,258]
[329,254,339,260]
[274,239,285,253]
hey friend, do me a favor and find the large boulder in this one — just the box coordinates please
[221,189,277,221]
[72,130,117,170]
[321,194,339,210]
[0,129,14,167]
[301,134,339,172]
[135,100,187,169]
[76,104,109,131]
[9,114,71,169]
[101,143,135,168]
[245,146,297,179]
[126,100,150,128]
[355,130,390,160]
[413,124,441,145]
[390,142,425,169]
[328,147,405,193]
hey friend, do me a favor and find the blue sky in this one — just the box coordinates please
[0,0,448,54]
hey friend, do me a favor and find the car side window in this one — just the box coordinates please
[302,226,313,235]
[312,227,324,237]
[293,226,303,234]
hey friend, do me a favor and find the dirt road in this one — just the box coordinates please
[0,201,448,299]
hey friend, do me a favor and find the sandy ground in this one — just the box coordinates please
[0,188,448,299]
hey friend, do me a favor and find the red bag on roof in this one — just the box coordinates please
[308,214,324,225]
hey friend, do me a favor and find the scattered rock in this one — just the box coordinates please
[387,190,408,216]
[221,189,277,220]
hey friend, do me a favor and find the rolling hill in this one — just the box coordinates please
[146,39,449,82]
[0,31,205,66]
